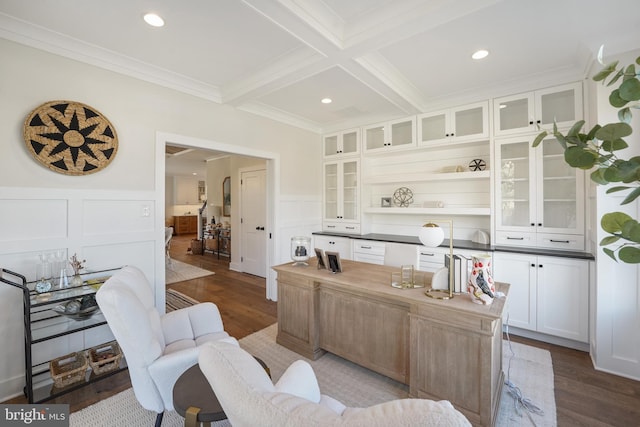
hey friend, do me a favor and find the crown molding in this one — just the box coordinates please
[238,101,322,134]
[0,13,222,103]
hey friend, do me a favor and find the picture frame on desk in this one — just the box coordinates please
[314,248,327,270]
[325,251,342,273]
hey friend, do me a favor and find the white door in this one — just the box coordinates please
[241,169,267,277]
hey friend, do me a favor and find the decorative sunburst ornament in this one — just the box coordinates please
[393,187,414,207]
[469,158,486,171]
[23,101,118,175]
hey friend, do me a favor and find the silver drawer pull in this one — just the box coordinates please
[420,253,435,256]
[506,237,524,240]
[327,225,336,228]
[361,246,372,249]
[345,226,355,230]
[550,239,570,243]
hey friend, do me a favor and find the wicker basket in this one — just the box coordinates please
[204,238,218,251]
[190,239,204,255]
[50,352,87,388]
[88,341,122,375]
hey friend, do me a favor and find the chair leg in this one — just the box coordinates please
[155,412,164,427]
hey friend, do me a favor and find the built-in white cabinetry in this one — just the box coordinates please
[495,134,584,250]
[313,235,352,260]
[493,251,589,343]
[352,239,386,265]
[493,82,582,137]
[363,117,416,153]
[323,159,360,233]
[323,128,360,158]
[418,246,489,272]
[417,101,489,146]
[174,176,200,205]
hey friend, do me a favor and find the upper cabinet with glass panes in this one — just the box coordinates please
[493,82,582,137]
[417,101,489,147]
[362,117,416,154]
[323,128,360,159]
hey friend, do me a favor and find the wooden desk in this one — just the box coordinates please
[273,259,508,427]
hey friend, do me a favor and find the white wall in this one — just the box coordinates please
[591,48,640,381]
[0,38,321,400]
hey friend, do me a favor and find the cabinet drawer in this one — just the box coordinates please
[536,233,584,251]
[353,241,385,255]
[323,222,361,234]
[495,231,536,247]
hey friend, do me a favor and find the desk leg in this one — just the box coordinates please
[185,406,200,427]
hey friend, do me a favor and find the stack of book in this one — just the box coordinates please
[444,254,471,294]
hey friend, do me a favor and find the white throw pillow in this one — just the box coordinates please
[274,360,321,403]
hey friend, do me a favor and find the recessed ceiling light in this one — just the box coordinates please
[321,98,332,104]
[192,172,197,176]
[472,49,489,60]
[144,13,165,27]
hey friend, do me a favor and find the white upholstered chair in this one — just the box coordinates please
[96,265,236,427]
[199,340,471,427]
[383,242,419,267]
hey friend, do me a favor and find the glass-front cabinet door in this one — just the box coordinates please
[494,82,582,137]
[363,117,415,153]
[537,136,584,234]
[495,135,584,236]
[323,160,359,223]
[323,129,360,158]
[495,138,535,229]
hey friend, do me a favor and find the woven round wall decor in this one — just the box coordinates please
[23,100,118,175]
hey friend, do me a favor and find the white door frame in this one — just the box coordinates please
[155,131,280,300]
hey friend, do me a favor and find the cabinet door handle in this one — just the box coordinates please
[539,264,543,268]
[538,223,542,226]
[259,227,265,230]
[506,237,524,240]
[531,223,535,226]
[550,239,570,243]
[256,226,260,230]
[529,121,534,125]
[531,263,535,267]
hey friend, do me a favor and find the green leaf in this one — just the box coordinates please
[600,235,621,246]
[636,56,640,66]
[618,107,632,123]
[610,89,629,108]
[601,212,633,233]
[587,124,601,141]
[595,122,633,140]
[619,77,640,101]
[603,247,617,261]
[621,186,640,205]
[607,69,624,86]
[594,61,619,81]
[619,246,640,263]
[621,219,640,242]
[567,120,584,137]
[606,186,632,194]
[622,64,637,81]
[555,132,568,148]
[532,131,548,148]
[565,146,598,169]
[601,138,629,152]
[590,168,609,185]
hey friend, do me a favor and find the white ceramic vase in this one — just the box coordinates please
[467,253,495,305]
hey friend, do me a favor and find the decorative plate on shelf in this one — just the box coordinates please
[393,187,414,207]
[469,158,486,171]
[23,100,118,175]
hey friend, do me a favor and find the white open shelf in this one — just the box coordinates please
[363,207,491,216]
[362,170,489,185]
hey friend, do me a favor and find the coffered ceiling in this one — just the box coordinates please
[1,0,639,134]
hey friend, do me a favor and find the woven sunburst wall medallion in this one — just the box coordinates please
[23,100,118,175]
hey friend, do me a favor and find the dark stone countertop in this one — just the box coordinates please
[312,231,595,260]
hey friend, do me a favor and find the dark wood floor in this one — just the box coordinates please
[4,234,639,426]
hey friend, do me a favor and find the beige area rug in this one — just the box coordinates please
[70,325,555,427]
[165,259,214,285]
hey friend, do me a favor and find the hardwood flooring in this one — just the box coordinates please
[4,233,639,426]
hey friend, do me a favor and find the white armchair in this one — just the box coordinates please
[199,340,471,427]
[96,266,236,427]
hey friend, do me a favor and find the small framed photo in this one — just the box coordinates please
[314,248,326,270]
[325,251,342,273]
[381,197,392,207]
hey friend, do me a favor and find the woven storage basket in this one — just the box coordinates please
[50,352,87,388]
[88,341,122,375]
[190,239,204,255]
[205,238,218,251]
